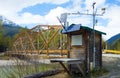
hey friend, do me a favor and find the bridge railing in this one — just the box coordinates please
[12,25,68,57]
[103,50,120,54]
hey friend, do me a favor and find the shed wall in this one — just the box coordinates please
[68,29,102,73]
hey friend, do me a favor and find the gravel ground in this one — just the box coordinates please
[99,54,120,78]
[47,54,120,78]
[0,60,16,66]
[1,54,120,78]
[0,59,50,66]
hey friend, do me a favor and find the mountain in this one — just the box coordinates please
[0,15,22,37]
[107,33,120,44]
[0,15,24,52]
[107,33,120,50]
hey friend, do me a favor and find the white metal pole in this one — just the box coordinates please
[92,2,96,68]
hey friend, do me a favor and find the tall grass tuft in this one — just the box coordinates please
[89,67,109,78]
[0,55,61,78]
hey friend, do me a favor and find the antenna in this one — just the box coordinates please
[56,16,66,31]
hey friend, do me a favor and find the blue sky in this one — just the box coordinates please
[0,0,120,39]
[20,3,57,16]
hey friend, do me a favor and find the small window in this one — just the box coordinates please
[72,35,82,45]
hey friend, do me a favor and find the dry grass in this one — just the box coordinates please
[0,53,10,60]
[1,54,120,78]
[0,54,62,78]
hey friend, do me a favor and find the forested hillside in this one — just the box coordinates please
[0,16,25,52]
[107,33,120,50]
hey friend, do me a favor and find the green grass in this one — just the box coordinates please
[89,67,109,78]
[0,53,10,60]
[0,63,62,78]
[0,53,64,78]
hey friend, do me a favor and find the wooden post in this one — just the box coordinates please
[59,62,71,75]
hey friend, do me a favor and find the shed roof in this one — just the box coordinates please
[62,24,106,35]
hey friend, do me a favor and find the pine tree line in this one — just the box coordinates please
[0,20,12,52]
[107,38,120,50]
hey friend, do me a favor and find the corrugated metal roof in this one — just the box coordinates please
[62,24,81,33]
[61,24,106,35]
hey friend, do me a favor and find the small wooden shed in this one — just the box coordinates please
[62,24,106,74]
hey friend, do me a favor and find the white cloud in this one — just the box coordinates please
[95,5,120,40]
[0,0,120,40]
[44,7,67,25]
[0,0,69,24]
[67,16,91,26]
[13,7,67,25]
[67,0,83,12]
[85,0,106,8]
[84,0,106,15]
[15,12,45,24]
[0,0,69,12]
[45,0,69,4]
[12,7,67,26]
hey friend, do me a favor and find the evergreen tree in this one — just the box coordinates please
[108,38,120,50]
[0,19,12,52]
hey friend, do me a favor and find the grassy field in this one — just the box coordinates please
[0,53,120,78]
[0,53,10,60]
[0,63,63,78]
